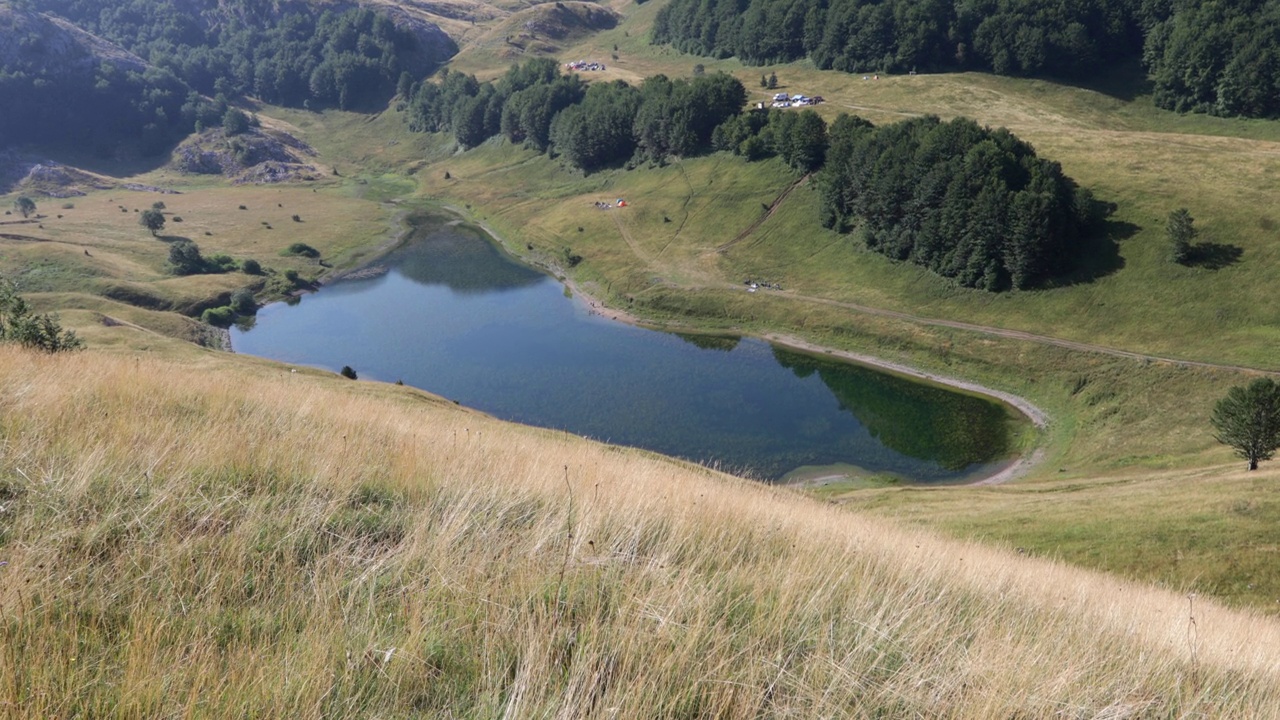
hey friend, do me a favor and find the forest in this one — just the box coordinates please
[0,0,451,153]
[652,0,1280,118]
[409,60,1092,290]
[817,115,1092,290]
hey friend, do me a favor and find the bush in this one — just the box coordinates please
[291,214,302,222]
[241,258,263,275]
[340,365,358,379]
[284,269,300,283]
[223,108,251,136]
[201,306,235,327]
[168,240,208,275]
[208,254,238,272]
[282,242,320,258]
[230,289,257,315]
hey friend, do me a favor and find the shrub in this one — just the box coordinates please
[223,108,251,136]
[230,289,257,315]
[282,242,320,258]
[0,279,84,352]
[241,258,263,275]
[168,240,208,275]
[340,365,358,379]
[201,306,235,327]
[208,254,238,272]
[284,269,300,283]
[291,214,301,222]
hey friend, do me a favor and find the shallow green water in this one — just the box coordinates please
[232,217,1020,482]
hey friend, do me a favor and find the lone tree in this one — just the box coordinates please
[13,196,35,218]
[1167,207,1196,264]
[140,208,166,236]
[1211,378,1280,470]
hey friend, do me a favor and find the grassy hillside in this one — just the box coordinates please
[3,345,1280,716]
[5,0,1280,656]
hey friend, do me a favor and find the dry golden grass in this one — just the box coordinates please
[2,345,1279,717]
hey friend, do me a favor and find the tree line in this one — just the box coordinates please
[411,60,1094,291]
[652,0,1280,119]
[406,59,747,172]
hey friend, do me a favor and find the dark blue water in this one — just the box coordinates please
[231,216,1019,482]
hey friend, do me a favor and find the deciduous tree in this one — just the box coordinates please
[13,197,35,218]
[140,208,166,236]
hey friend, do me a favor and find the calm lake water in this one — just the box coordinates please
[231,217,1020,483]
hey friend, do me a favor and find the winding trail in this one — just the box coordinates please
[738,284,1280,377]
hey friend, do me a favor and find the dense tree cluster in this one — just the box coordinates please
[409,59,585,150]
[408,61,748,171]
[817,115,1089,290]
[652,0,1141,78]
[36,0,438,109]
[0,11,192,154]
[652,0,1280,118]
[712,108,828,171]
[1144,0,1280,117]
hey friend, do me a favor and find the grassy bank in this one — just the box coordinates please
[3,346,1280,716]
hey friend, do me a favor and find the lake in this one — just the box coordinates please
[231,214,1022,483]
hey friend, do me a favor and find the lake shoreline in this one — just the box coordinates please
[452,209,1049,487]
[272,203,1050,487]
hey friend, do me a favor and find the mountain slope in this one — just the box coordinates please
[2,345,1278,716]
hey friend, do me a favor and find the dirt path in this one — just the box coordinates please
[716,173,810,253]
[746,285,1280,376]
[438,205,1280,487]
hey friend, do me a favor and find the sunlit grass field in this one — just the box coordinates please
[3,345,1280,716]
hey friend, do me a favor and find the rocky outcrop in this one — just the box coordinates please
[172,126,322,184]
